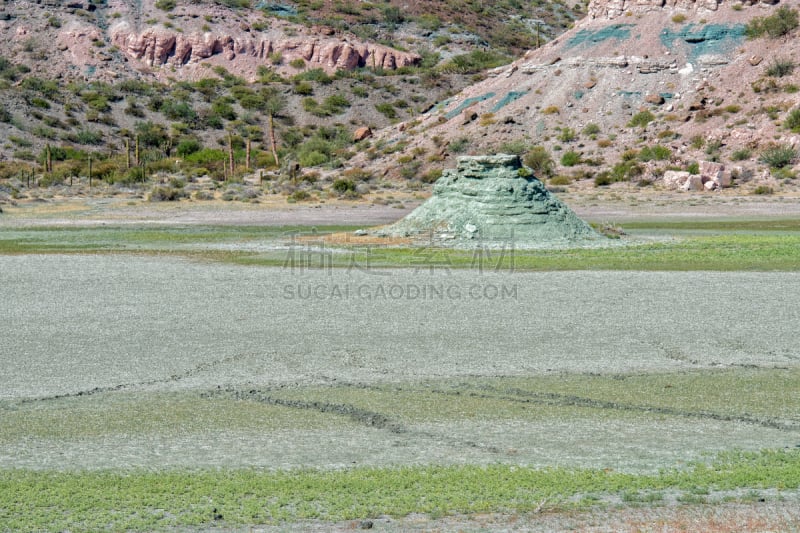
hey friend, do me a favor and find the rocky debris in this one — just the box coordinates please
[663,170,692,189]
[645,94,665,105]
[109,23,420,74]
[353,127,372,142]
[662,161,730,191]
[381,154,601,247]
[700,160,730,188]
[588,0,723,20]
[682,174,705,191]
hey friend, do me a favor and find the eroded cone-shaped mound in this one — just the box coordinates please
[384,154,601,247]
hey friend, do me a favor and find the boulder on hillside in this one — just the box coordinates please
[353,127,372,142]
[682,175,704,191]
[662,170,691,189]
[700,160,730,188]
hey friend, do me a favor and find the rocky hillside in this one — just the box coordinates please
[353,0,800,193]
[0,0,581,173]
[2,0,799,200]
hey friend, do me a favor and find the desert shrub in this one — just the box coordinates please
[628,110,655,128]
[449,137,470,154]
[375,102,397,119]
[731,148,752,161]
[582,123,601,136]
[161,99,197,122]
[610,160,643,182]
[746,7,799,38]
[760,145,797,168]
[548,175,573,186]
[74,129,104,145]
[289,58,306,69]
[185,148,225,164]
[382,5,404,25]
[24,77,61,97]
[288,189,311,202]
[524,146,555,178]
[438,50,510,74]
[332,178,356,193]
[399,160,422,180]
[9,136,32,147]
[593,172,613,186]
[541,105,560,115]
[766,58,795,78]
[558,127,577,142]
[753,185,774,195]
[416,13,441,31]
[294,68,332,84]
[498,140,528,155]
[784,108,800,132]
[671,14,686,23]
[155,0,176,10]
[638,145,671,161]
[210,98,237,120]
[135,121,169,148]
[421,168,443,183]
[299,150,328,167]
[149,185,186,202]
[0,57,29,82]
[687,161,700,174]
[560,151,581,167]
[176,139,201,157]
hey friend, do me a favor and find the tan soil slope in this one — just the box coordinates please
[354,0,800,189]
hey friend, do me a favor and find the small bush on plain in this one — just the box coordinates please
[628,111,655,128]
[766,58,795,78]
[760,145,797,168]
[746,7,799,38]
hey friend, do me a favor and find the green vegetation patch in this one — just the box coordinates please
[2,450,800,530]
[0,391,350,442]
[3,223,800,271]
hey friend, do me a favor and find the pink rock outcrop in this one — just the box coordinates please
[110,23,420,73]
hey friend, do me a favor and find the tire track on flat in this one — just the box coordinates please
[5,351,261,408]
[419,383,800,432]
[202,387,505,455]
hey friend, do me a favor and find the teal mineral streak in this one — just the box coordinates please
[566,24,635,48]
[445,93,495,119]
[256,2,298,16]
[618,90,641,98]
[491,91,528,112]
[432,97,453,113]
[660,24,746,61]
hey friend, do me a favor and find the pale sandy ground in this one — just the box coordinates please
[4,191,800,532]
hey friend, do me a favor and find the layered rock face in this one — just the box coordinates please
[587,0,777,19]
[384,155,600,247]
[110,23,419,73]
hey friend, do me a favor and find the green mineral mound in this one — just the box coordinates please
[382,154,602,247]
